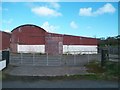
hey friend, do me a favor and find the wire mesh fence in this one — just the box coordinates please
[98,47,119,62]
[10,51,101,66]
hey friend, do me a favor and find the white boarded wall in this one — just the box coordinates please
[17,44,97,54]
[0,60,6,71]
[18,45,45,53]
[63,45,97,54]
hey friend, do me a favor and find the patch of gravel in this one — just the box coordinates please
[4,65,88,76]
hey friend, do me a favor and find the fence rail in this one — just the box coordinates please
[109,54,119,62]
[10,51,101,66]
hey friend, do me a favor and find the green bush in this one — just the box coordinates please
[85,60,119,80]
[85,60,105,73]
[105,61,119,77]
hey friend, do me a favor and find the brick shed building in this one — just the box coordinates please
[10,24,98,54]
[0,31,11,51]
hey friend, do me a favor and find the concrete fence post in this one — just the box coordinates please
[59,54,61,66]
[74,52,76,65]
[21,53,22,64]
[46,53,48,66]
[33,53,35,66]
[87,51,89,64]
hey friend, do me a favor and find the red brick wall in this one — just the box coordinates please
[11,25,46,45]
[63,35,97,45]
[46,33,98,45]
[10,24,98,53]
[0,31,11,50]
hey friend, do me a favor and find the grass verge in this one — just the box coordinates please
[85,60,119,81]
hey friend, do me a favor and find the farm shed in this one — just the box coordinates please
[10,24,46,53]
[10,24,98,54]
[0,31,11,51]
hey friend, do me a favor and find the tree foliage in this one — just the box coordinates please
[98,35,119,47]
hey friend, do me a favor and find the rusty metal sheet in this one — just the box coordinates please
[45,34,63,55]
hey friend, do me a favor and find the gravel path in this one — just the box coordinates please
[4,65,88,76]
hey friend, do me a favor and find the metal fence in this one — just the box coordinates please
[98,47,119,62]
[98,46,119,55]
[109,54,119,62]
[10,51,101,66]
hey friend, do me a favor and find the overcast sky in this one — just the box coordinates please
[1,1,118,38]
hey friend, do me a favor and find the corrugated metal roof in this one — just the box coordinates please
[11,24,98,45]
[11,24,46,32]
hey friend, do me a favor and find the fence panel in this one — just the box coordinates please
[33,54,47,66]
[10,53,21,65]
[98,47,119,62]
[10,51,100,66]
[47,54,62,66]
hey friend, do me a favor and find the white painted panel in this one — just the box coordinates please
[18,45,45,53]
[63,45,97,54]
[0,60,6,71]
[17,44,97,54]
[0,51,2,60]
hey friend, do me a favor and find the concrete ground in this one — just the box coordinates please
[2,64,119,88]
[2,79,118,88]
[4,65,88,76]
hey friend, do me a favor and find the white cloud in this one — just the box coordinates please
[44,0,60,2]
[2,0,119,2]
[79,8,93,16]
[41,21,59,33]
[94,3,116,15]
[0,7,2,11]
[49,2,60,9]
[79,3,116,16]
[3,8,9,11]
[87,26,92,29]
[31,6,62,17]
[70,21,78,29]
[3,19,13,24]
[3,29,11,33]
[0,7,8,11]
[3,0,60,2]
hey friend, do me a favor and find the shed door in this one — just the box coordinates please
[45,36,63,55]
